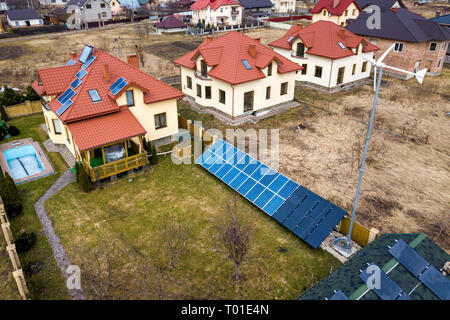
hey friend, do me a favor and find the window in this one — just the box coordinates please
[219,89,226,104]
[154,113,167,130]
[337,67,345,85]
[126,90,134,106]
[101,12,107,17]
[241,59,252,70]
[429,42,437,52]
[65,126,71,144]
[352,63,356,75]
[200,60,207,77]
[186,76,192,89]
[197,84,202,97]
[337,41,346,50]
[280,82,288,95]
[394,42,403,52]
[301,64,307,75]
[205,86,211,99]
[362,61,368,73]
[352,9,356,15]
[86,4,91,8]
[314,66,323,78]
[243,91,254,112]
[53,119,61,135]
[266,86,271,100]
[345,10,348,16]
[323,10,326,16]
[296,42,305,57]
[267,63,272,76]
[101,3,105,7]
[437,59,441,68]
[88,89,101,102]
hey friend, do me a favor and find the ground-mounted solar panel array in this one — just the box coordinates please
[196,139,347,248]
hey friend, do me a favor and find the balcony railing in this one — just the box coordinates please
[85,151,148,182]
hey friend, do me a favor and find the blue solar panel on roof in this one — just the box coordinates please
[65,59,76,66]
[79,45,93,63]
[110,77,128,95]
[287,35,295,42]
[82,55,96,69]
[360,263,405,300]
[57,88,76,105]
[76,69,87,79]
[56,99,73,116]
[70,78,82,89]
[196,139,346,248]
[241,59,252,70]
[389,239,429,277]
[328,290,349,300]
[418,265,450,300]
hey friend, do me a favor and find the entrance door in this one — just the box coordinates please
[243,91,254,112]
[337,67,345,85]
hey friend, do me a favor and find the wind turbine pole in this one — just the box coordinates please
[345,66,384,249]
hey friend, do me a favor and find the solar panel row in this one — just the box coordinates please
[57,88,76,105]
[109,77,128,95]
[76,69,87,79]
[56,99,73,116]
[196,139,347,249]
[82,55,96,70]
[70,78,82,90]
[79,45,93,63]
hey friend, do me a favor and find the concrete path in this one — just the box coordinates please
[34,169,86,300]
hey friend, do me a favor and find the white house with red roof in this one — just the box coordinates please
[311,0,360,26]
[32,45,183,182]
[190,0,243,27]
[269,21,378,91]
[173,32,301,120]
[271,0,296,14]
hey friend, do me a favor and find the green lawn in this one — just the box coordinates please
[1,114,70,300]
[45,155,341,300]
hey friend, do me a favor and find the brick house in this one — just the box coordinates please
[347,2,450,79]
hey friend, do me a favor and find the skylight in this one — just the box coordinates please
[287,36,295,43]
[241,59,252,70]
[337,41,346,50]
[88,89,101,103]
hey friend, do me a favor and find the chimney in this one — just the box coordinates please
[205,36,213,44]
[249,44,256,57]
[254,38,261,43]
[333,0,340,8]
[392,7,398,13]
[436,11,441,17]
[297,24,303,30]
[338,29,345,39]
[103,63,110,82]
[70,52,77,60]
[127,53,139,69]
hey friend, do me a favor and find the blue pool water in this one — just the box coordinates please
[4,145,45,180]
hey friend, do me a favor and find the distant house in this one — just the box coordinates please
[346,3,450,78]
[0,1,9,11]
[32,45,183,182]
[271,0,295,13]
[6,9,43,27]
[106,0,140,16]
[269,21,378,91]
[310,0,360,26]
[238,0,273,20]
[173,32,301,121]
[155,15,187,33]
[39,0,69,6]
[190,0,244,27]
[65,0,112,26]
[430,13,450,63]
[299,233,450,300]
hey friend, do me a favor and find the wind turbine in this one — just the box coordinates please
[332,43,427,255]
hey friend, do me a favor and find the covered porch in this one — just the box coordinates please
[67,107,149,182]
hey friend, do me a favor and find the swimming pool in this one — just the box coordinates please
[4,145,45,180]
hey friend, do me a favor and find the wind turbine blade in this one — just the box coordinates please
[377,43,395,64]
[373,66,377,92]
[361,54,377,65]
[415,68,427,84]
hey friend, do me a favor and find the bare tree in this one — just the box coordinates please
[159,211,190,269]
[219,199,251,283]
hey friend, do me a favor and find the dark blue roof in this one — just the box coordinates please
[430,14,450,26]
[238,0,273,9]
[6,8,40,20]
[356,0,406,10]
[346,7,450,42]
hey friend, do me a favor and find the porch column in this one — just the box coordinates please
[124,140,129,158]
[139,136,143,154]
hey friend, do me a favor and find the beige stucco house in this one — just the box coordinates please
[311,0,360,26]
[271,0,296,13]
[269,21,378,91]
[32,45,183,182]
[190,0,243,26]
[174,32,301,121]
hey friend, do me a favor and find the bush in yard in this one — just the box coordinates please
[73,162,82,183]
[1,171,23,218]
[0,104,8,122]
[15,232,37,253]
[8,125,19,136]
[77,163,93,192]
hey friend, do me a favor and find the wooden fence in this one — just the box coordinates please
[4,100,42,119]
[178,114,217,144]
[0,198,30,300]
[338,217,380,247]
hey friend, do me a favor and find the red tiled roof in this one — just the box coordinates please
[155,15,187,29]
[67,106,146,151]
[190,0,242,11]
[173,31,302,85]
[269,21,378,59]
[34,48,183,124]
[310,0,359,15]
